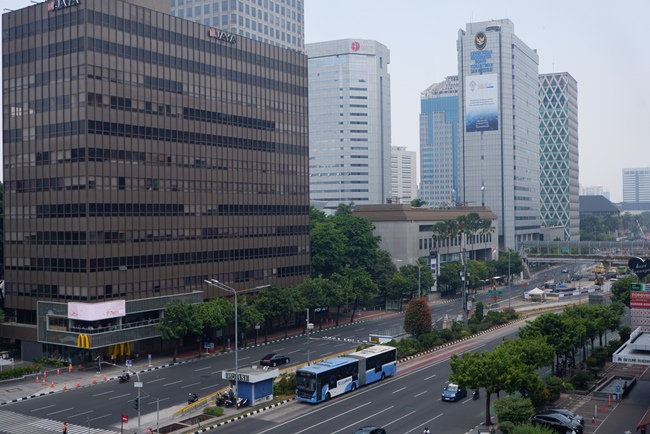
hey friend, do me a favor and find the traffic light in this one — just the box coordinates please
[133,397,139,410]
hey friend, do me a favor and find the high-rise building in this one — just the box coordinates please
[307,39,392,208]
[419,76,459,207]
[623,168,650,202]
[2,0,309,359]
[390,146,417,204]
[582,185,610,200]
[539,72,580,240]
[457,19,541,249]
[170,0,304,52]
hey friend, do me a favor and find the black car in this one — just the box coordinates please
[532,412,583,433]
[260,353,290,367]
[353,427,386,434]
[542,408,585,426]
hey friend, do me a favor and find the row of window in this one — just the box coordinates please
[6,225,310,246]
[8,175,306,195]
[417,233,494,251]
[2,8,306,78]
[7,203,309,219]
[6,245,302,273]
[2,37,84,68]
[4,119,306,157]
[3,65,82,92]
[5,147,303,176]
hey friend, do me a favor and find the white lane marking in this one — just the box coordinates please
[47,407,73,416]
[256,402,373,434]
[181,382,201,389]
[331,406,395,434]
[92,390,115,397]
[30,404,55,412]
[392,387,406,394]
[414,390,428,397]
[163,380,182,386]
[109,393,131,400]
[424,374,437,380]
[195,366,211,372]
[68,410,93,419]
[147,397,169,405]
[148,377,166,383]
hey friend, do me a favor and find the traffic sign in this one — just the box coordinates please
[134,381,143,388]
[122,414,128,423]
[492,295,498,301]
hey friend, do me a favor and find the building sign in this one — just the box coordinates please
[208,28,236,44]
[465,73,498,132]
[631,283,650,291]
[631,292,650,309]
[48,0,80,11]
[68,300,126,321]
[224,372,250,382]
[629,257,650,280]
[351,41,360,52]
[429,250,438,276]
[470,49,493,74]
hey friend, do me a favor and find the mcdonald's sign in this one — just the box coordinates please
[77,334,91,349]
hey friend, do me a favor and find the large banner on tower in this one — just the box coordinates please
[465,73,499,132]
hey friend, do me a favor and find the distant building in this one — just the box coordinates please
[170,0,304,52]
[307,39,392,209]
[579,196,619,217]
[582,186,610,200]
[457,19,541,249]
[391,146,417,204]
[419,76,460,207]
[539,72,580,241]
[621,168,650,211]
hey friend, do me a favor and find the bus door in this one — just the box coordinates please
[357,359,366,386]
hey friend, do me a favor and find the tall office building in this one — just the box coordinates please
[457,19,541,249]
[2,0,309,359]
[170,0,304,52]
[539,72,580,240]
[623,168,650,202]
[390,146,417,203]
[419,76,459,207]
[307,39,392,208]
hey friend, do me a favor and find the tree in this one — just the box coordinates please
[255,285,302,340]
[474,301,484,322]
[404,298,432,338]
[326,273,354,326]
[493,395,535,427]
[310,220,348,278]
[387,273,410,311]
[611,275,637,307]
[158,299,201,362]
[368,250,399,307]
[410,198,427,208]
[197,298,230,354]
[330,212,382,272]
[342,267,379,322]
[297,278,335,330]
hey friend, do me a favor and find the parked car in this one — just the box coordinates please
[561,268,568,273]
[260,353,290,367]
[354,427,386,434]
[531,412,583,433]
[542,408,585,426]
[441,383,467,402]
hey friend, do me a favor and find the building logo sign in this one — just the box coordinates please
[351,41,360,52]
[209,28,236,44]
[474,31,487,50]
[48,0,80,11]
[629,257,650,280]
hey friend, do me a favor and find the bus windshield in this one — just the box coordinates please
[295,372,316,392]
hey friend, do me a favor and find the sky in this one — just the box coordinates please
[2,0,649,202]
[303,0,650,203]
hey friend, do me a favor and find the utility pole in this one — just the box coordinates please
[306,309,313,365]
[508,249,512,308]
[461,247,468,327]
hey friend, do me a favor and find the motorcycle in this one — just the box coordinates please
[118,373,131,383]
[473,389,480,400]
[237,397,249,408]
[188,393,199,405]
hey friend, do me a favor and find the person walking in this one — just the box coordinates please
[146,426,153,434]
[62,421,67,434]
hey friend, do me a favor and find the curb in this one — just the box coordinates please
[189,398,296,433]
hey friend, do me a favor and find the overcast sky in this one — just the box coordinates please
[305,0,650,202]
[3,0,649,202]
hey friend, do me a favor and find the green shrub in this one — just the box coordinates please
[498,421,515,434]
[273,373,296,396]
[204,406,224,417]
[0,363,42,381]
[512,423,556,434]
[570,371,592,390]
[544,376,563,402]
[33,357,66,367]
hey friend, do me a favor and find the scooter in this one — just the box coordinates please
[473,389,480,400]
[236,397,248,408]
[188,393,199,405]
[118,373,131,383]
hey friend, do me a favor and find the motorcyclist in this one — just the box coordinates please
[422,427,430,434]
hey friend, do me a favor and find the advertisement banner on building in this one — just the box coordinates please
[429,250,438,276]
[465,73,498,132]
[68,300,126,321]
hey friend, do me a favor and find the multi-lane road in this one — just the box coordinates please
[0,264,575,433]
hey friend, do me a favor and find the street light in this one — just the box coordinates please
[481,185,485,207]
[204,279,269,401]
[394,258,425,298]
[508,249,511,308]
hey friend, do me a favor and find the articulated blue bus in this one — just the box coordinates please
[295,345,397,403]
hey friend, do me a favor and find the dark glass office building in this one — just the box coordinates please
[2,0,309,359]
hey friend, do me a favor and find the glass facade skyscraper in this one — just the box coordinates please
[307,39,392,207]
[170,0,304,52]
[458,19,541,249]
[419,76,459,207]
[539,72,580,240]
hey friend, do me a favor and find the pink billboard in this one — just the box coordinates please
[68,300,126,321]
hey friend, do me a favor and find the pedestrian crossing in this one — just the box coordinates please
[0,409,118,433]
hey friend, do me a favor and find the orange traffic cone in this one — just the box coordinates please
[57,368,60,375]
[35,376,39,383]
[43,371,47,379]
[608,395,611,407]
[93,377,97,385]
[103,374,107,381]
[602,404,606,414]
[68,364,72,373]
[42,378,46,385]
[76,380,81,388]
[63,383,67,391]
[50,381,54,388]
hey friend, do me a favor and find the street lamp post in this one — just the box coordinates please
[508,249,511,308]
[204,280,269,401]
[481,185,485,207]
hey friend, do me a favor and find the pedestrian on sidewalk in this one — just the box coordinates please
[62,421,67,434]
[146,426,153,434]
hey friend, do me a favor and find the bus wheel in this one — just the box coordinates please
[381,372,386,381]
[351,383,356,392]
[325,393,331,401]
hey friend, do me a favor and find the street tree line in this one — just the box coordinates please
[450,302,626,429]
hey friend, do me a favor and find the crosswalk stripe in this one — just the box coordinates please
[0,409,119,433]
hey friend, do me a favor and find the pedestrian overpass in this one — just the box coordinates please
[519,240,650,264]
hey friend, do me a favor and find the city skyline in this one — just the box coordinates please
[2,0,650,202]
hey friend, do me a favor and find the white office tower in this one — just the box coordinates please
[419,76,460,207]
[624,168,650,203]
[170,0,304,51]
[457,19,541,249]
[307,39,392,207]
[391,146,417,204]
[539,72,580,241]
